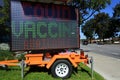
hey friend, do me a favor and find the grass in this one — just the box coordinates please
[0,64,105,80]
[0,50,105,80]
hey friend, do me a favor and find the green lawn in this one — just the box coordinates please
[0,50,105,80]
[0,64,105,80]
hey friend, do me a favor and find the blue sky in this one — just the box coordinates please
[101,0,120,17]
[81,0,120,39]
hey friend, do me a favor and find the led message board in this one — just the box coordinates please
[11,0,79,51]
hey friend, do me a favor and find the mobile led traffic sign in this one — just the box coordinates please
[11,0,79,51]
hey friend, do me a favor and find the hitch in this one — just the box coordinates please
[0,59,26,79]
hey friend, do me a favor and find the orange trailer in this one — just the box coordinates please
[0,50,89,78]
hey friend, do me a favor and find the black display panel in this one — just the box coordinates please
[11,0,79,51]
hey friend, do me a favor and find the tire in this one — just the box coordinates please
[51,60,72,79]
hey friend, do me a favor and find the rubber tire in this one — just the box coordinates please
[51,60,72,79]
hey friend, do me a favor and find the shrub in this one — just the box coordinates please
[0,50,14,60]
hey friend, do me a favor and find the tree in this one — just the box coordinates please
[113,3,120,18]
[0,0,9,24]
[108,18,119,37]
[0,0,10,43]
[71,0,111,24]
[94,12,110,41]
[81,18,95,43]
[113,2,120,37]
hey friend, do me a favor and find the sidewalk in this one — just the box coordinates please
[85,52,120,80]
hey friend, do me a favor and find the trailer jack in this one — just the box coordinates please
[90,56,94,79]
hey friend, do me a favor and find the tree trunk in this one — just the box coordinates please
[103,38,104,44]
[111,37,114,44]
[90,38,92,44]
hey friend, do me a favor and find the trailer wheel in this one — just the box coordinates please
[51,60,72,79]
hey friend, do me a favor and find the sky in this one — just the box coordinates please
[80,0,120,39]
[101,0,120,17]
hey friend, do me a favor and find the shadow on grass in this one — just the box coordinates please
[73,65,91,77]
[81,67,91,77]
[24,66,51,77]
[0,66,21,71]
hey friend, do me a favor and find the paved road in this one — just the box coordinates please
[80,44,120,59]
[80,44,120,80]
